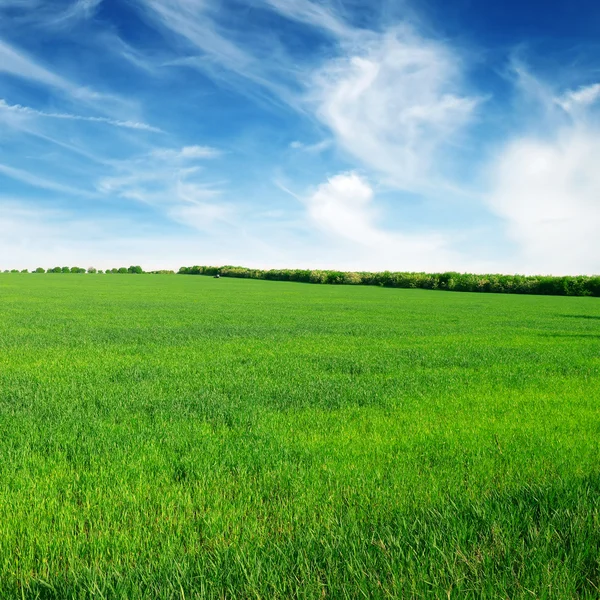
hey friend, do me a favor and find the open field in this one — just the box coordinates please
[0,273,599,598]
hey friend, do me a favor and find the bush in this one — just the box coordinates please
[176,265,600,297]
[35,268,45,274]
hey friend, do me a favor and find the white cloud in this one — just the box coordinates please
[97,145,223,203]
[151,145,221,160]
[167,202,233,231]
[137,2,479,195]
[310,27,479,191]
[306,171,382,245]
[0,39,72,91]
[304,172,460,270]
[95,145,233,232]
[289,139,332,153]
[59,0,103,21]
[259,0,352,39]
[488,127,600,274]
[487,75,600,275]
[0,162,97,197]
[0,199,289,271]
[556,83,600,114]
[0,99,162,132]
[0,38,139,119]
[136,0,305,109]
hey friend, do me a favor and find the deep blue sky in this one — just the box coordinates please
[1,0,599,273]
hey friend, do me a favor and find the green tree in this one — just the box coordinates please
[61,267,70,273]
[87,267,97,274]
[35,268,45,274]
[128,265,143,274]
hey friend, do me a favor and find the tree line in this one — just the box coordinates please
[4,264,600,296]
[178,265,600,297]
[2,266,175,274]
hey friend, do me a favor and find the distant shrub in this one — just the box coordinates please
[35,267,45,274]
[87,267,97,274]
[342,272,362,285]
[309,270,327,284]
[177,265,600,297]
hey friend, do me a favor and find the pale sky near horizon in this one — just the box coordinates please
[1,0,600,274]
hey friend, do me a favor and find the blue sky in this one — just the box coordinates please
[1,0,600,273]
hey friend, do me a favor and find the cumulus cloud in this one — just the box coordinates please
[488,78,600,274]
[304,172,460,271]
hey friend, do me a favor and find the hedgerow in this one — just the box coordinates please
[178,265,600,297]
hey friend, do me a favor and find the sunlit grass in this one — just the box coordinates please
[0,273,599,598]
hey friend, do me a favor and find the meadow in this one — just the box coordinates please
[0,273,599,598]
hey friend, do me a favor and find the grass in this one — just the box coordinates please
[0,273,599,598]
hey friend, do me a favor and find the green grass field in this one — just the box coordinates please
[1,274,599,598]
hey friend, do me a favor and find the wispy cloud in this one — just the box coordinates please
[0,38,139,118]
[0,99,162,132]
[135,0,303,107]
[56,0,103,23]
[0,163,98,197]
[289,139,332,153]
[134,1,480,195]
[95,145,231,231]
[310,27,480,191]
[0,38,72,91]
[556,83,600,115]
[258,0,353,39]
[150,145,221,160]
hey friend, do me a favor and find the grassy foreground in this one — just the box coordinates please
[0,274,599,598]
